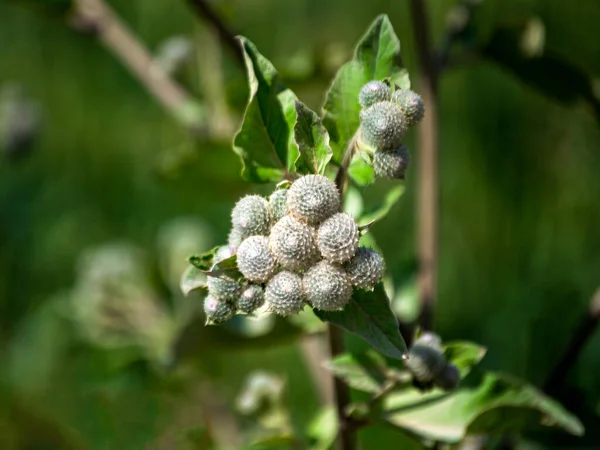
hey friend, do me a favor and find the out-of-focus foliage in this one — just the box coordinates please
[1,0,600,448]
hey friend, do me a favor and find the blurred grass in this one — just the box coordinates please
[1,0,600,448]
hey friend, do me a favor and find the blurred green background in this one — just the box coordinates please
[1,0,599,448]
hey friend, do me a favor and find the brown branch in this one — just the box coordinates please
[185,0,245,67]
[71,0,204,133]
[334,133,359,193]
[410,0,440,333]
[543,287,600,395]
[324,140,362,450]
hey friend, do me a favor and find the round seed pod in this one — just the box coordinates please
[405,341,446,383]
[303,261,352,311]
[359,81,391,108]
[265,271,304,316]
[228,227,244,252]
[373,145,410,180]
[434,363,460,391]
[207,275,242,301]
[317,213,359,263]
[236,284,265,314]
[269,189,289,221]
[237,236,278,283]
[287,175,340,225]
[269,215,319,271]
[204,295,235,324]
[360,101,408,151]
[231,195,272,238]
[391,89,424,126]
[344,247,384,290]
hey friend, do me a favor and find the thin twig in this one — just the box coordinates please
[71,0,204,132]
[409,0,440,332]
[334,133,359,195]
[185,0,245,67]
[326,138,361,450]
[543,287,600,395]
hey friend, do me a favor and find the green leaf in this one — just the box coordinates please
[293,100,333,174]
[347,153,374,186]
[233,38,298,183]
[314,283,408,359]
[188,246,219,271]
[322,14,410,164]
[443,341,487,379]
[358,184,404,226]
[203,254,244,281]
[307,406,338,450]
[382,371,584,444]
[323,351,388,394]
[179,265,208,296]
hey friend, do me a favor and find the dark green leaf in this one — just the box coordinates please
[293,100,333,174]
[324,351,388,394]
[188,246,219,271]
[233,38,298,183]
[382,370,584,443]
[322,14,410,164]
[314,283,408,359]
[443,341,487,379]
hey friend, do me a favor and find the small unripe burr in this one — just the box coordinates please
[269,189,289,221]
[344,247,384,290]
[265,271,304,316]
[236,284,265,314]
[359,81,391,108]
[373,145,411,180]
[317,213,359,264]
[303,261,352,311]
[287,175,340,225]
[269,215,319,271]
[360,101,408,151]
[237,236,278,283]
[231,195,272,238]
[204,295,235,324]
[207,275,242,301]
[391,89,424,126]
[434,363,460,391]
[405,333,446,383]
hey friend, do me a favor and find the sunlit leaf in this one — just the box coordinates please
[233,38,298,183]
[293,100,333,174]
[382,370,584,443]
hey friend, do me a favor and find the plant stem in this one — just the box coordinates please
[326,135,361,450]
[71,0,204,132]
[543,287,600,395]
[409,0,440,332]
[334,133,359,195]
[185,0,245,67]
[327,323,357,450]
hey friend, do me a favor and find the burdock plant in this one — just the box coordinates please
[181,15,583,449]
